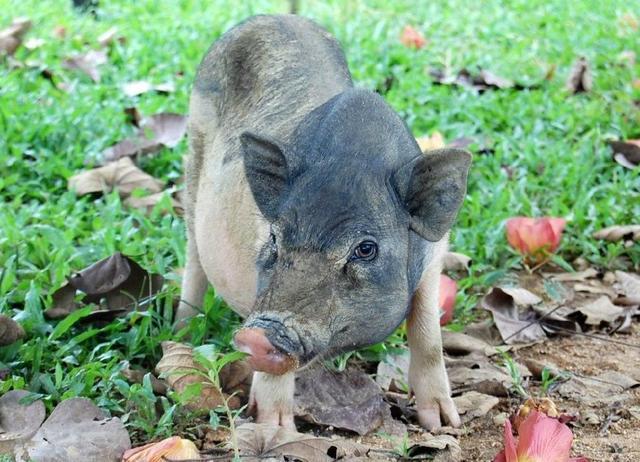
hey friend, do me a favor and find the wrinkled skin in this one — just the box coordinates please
[177,14,471,431]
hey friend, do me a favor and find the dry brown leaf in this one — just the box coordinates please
[566,56,592,94]
[46,252,164,321]
[141,113,187,148]
[63,49,107,82]
[52,25,66,39]
[121,365,169,395]
[102,137,163,163]
[481,287,546,344]
[443,251,472,273]
[27,397,130,461]
[123,436,200,462]
[376,350,409,392]
[97,26,122,47]
[548,267,599,282]
[608,140,640,169]
[558,370,637,406]
[442,329,501,356]
[570,295,625,326]
[429,67,529,92]
[68,157,163,197]
[0,17,31,56]
[295,366,390,435]
[122,80,175,97]
[453,391,500,422]
[23,37,44,50]
[155,341,227,411]
[416,132,445,152]
[0,314,25,346]
[614,270,640,303]
[447,354,513,397]
[593,224,640,242]
[124,189,183,216]
[0,390,46,455]
[406,434,462,462]
[236,423,369,461]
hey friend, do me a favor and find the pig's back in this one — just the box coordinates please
[187,16,352,315]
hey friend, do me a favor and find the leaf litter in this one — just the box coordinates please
[46,252,164,321]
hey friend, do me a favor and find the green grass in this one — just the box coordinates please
[1,0,639,439]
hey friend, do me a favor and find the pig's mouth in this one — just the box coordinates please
[233,316,313,375]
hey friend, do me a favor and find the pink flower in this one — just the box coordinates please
[122,436,200,462]
[493,411,588,462]
[439,274,457,326]
[506,217,566,264]
[400,25,427,49]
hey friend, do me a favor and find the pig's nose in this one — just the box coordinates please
[234,327,299,375]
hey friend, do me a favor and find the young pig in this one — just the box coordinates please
[177,14,471,431]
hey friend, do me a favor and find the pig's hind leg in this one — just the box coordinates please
[406,241,461,430]
[249,371,296,430]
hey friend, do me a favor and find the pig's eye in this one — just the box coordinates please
[352,241,377,261]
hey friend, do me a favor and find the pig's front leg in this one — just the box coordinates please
[176,236,209,327]
[407,254,461,430]
[249,371,296,430]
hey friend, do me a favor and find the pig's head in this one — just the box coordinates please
[234,89,471,375]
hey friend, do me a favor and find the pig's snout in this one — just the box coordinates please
[234,327,299,375]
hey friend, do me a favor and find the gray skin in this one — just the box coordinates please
[177,14,471,430]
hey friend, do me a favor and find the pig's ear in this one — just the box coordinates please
[240,131,289,221]
[392,149,471,242]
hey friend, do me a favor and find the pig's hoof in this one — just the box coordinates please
[417,397,461,430]
[256,409,296,431]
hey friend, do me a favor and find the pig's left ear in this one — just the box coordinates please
[240,131,289,221]
[392,149,472,242]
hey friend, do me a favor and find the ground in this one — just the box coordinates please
[0,0,639,461]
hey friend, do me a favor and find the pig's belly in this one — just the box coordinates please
[194,157,267,319]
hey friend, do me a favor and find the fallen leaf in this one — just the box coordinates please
[68,156,163,197]
[443,251,472,273]
[407,434,462,461]
[23,37,44,50]
[122,80,175,97]
[447,354,513,397]
[120,365,169,395]
[235,423,368,461]
[548,268,599,282]
[0,315,25,345]
[141,113,187,148]
[52,25,66,39]
[614,270,640,303]
[295,366,390,435]
[124,189,184,216]
[619,12,639,31]
[481,287,547,344]
[566,56,592,94]
[0,17,31,56]
[27,397,130,462]
[453,391,500,422]
[97,26,121,48]
[376,350,409,392]
[46,252,164,321]
[123,436,200,462]
[558,370,638,406]
[102,112,187,163]
[593,224,640,242]
[63,49,107,82]
[156,341,232,411]
[569,296,625,326]
[442,330,501,356]
[429,68,530,92]
[607,140,640,169]
[0,390,46,455]
[617,50,636,66]
[400,25,427,49]
[416,132,445,152]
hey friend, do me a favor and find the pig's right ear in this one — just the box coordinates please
[240,131,289,221]
[392,148,472,242]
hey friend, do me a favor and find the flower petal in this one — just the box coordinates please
[439,274,457,325]
[517,411,573,462]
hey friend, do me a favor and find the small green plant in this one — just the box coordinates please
[540,366,568,394]
[499,350,528,398]
[192,346,247,462]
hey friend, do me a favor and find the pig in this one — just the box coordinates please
[176,14,471,431]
